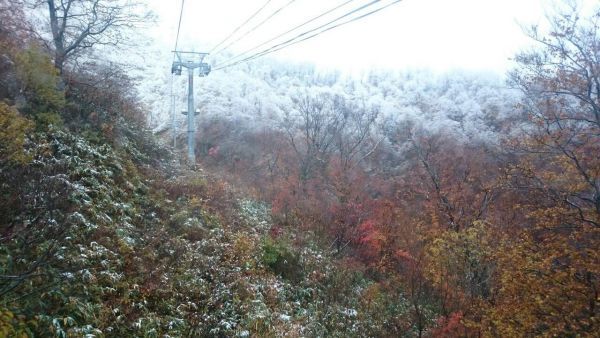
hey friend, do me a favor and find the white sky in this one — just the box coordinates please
[144,0,594,74]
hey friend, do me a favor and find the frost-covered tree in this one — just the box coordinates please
[30,0,151,73]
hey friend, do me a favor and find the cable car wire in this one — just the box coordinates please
[214,0,382,68]
[173,0,186,52]
[211,0,298,57]
[170,0,186,147]
[214,0,356,68]
[215,0,402,70]
[209,0,273,54]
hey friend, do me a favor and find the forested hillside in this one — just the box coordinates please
[144,56,520,144]
[1,0,598,337]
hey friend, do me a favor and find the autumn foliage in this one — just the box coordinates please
[192,4,599,336]
[1,0,599,336]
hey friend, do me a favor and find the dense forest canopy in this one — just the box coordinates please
[0,0,598,337]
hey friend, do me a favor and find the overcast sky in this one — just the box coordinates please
[145,0,595,74]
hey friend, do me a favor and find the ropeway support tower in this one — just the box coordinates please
[171,50,211,163]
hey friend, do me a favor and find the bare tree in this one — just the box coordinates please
[284,92,347,181]
[31,0,151,73]
[333,98,380,173]
[284,92,381,188]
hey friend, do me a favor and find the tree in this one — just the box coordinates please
[64,61,143,127]
[329,98,380,202]
[488,2,600,335]
[284,92,347,181]
[0,0,32,101]
[510,1,600,221]
[404,127,498,233]
[15,44,65,113]
[31,0,151,73]
[0,1,31,44]
[0,103,33,166]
